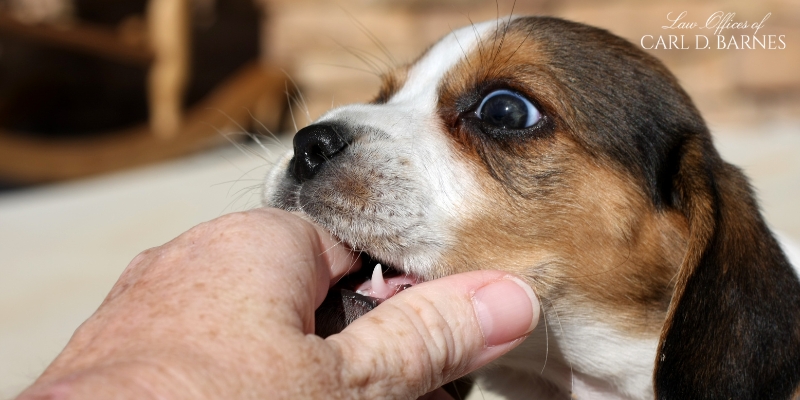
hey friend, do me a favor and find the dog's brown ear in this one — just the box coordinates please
[654,135,800,398]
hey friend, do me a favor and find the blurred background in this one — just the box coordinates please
[1,0,798,396]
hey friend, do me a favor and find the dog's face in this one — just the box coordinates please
[265,16,800,400]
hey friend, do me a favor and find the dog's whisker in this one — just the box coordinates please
[540,298,550,375]
[211,177,268,187]
[223,132,277,164]
[243,133,283,161]
[449,23,472,69]
[318,236,345,257]
[248,132,286,157]
[318,237,344,277]
[219,183,262,215]
[467,16,485,62]
[336,42,395,76]
[492,2,501,59]
[283,84,313,127]
[311,62,382,78]
[288,95,312,126]
[326,35,384,77]
[285,82,301,134]
[508,0,517,24]
[548,299,574,394]
[204,122,273,166]
[225,171,265,193]
[280,69,313,124]
[487,5,514,67]
[501,25,533,66]
[471,380,487,400]
[496,1,527,66]
[210,107,260,144]
[245,108,288,151]
[446,379,467,400]
[326,243,363,289]
[343,43,394,72]
[227,179,267,200]
[212,150,276,213]
[332,41,387,77]
[341,7,398,67]
[218,184,266,212]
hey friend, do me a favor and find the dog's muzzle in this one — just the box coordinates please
[286,123,423,337]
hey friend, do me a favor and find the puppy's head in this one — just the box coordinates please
[265,16,800,398]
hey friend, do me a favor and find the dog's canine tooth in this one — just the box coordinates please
[370,264,391,298]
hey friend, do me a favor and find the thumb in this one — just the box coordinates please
[327,270,540,399]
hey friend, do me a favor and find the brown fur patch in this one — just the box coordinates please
[656,133,800,397]
[440,135,687,334]
[373,66,409,104]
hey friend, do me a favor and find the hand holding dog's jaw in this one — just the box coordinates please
[17,208,539,400]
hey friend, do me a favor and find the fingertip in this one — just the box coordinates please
[472,276,540,347]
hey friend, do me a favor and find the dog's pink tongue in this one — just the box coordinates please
[355,265,418,301]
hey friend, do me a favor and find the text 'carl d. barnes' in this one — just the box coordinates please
[640,11,786,50]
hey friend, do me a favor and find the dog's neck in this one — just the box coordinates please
[473,313,658,400]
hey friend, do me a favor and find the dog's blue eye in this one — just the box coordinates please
[476,90,540,129]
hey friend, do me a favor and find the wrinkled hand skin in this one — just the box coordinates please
[17,209,528,400]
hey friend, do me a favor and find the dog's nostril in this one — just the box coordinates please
[291,124,348,182]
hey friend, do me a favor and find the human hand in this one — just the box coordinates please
[17,208,539,399]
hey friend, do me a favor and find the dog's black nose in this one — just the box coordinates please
[291,124,347,182]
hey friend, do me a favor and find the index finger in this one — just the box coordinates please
[241,209,362,318]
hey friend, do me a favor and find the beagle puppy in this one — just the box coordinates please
[263,16,800,399]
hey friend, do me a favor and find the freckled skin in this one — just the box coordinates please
[19,208,540,400]
[27,210,354,399]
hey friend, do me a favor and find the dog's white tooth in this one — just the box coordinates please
[372,264,391,298]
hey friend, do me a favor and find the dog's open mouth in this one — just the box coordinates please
[331,253,423,302]
[315,253,423,337]
[353,254,422,300]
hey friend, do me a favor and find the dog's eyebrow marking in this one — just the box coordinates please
[373,68,408,104]
[374,21,499,106]
[388,21,496,108]
[449,24,472,69]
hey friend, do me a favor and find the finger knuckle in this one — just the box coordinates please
[338,294,467,398]
[401,295,465,380]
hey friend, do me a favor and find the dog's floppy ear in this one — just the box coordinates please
[654,134,800,398]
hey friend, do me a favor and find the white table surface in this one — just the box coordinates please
[1,123,798,397]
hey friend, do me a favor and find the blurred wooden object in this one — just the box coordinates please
[0,63,285,183]
[147,0,189,138]
[0,0,286,183]
[0,13,152,64]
